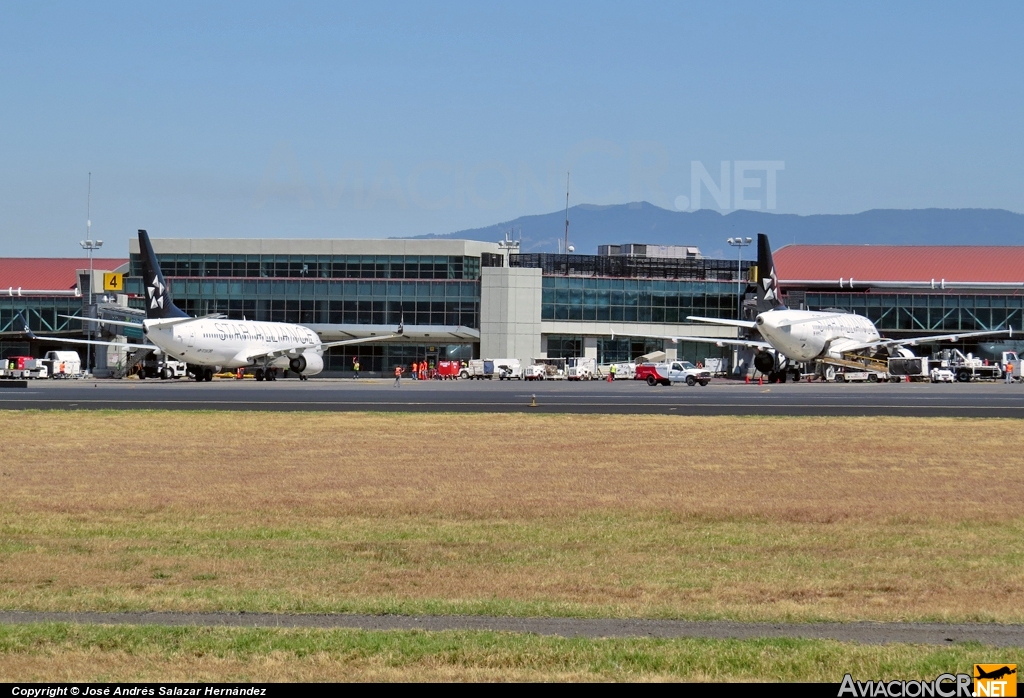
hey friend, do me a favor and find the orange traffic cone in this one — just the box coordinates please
[745,374,750,384]
[758,375,763,386]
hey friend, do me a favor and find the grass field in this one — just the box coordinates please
[1,624,1019,682]
[1,411,1022,624]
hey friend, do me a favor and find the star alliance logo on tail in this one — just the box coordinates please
[148,275,165,310]
[762,265,779,303]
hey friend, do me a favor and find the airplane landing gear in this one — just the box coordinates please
[255,368,265,382]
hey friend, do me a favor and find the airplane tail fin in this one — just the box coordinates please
[138,229,188,320]
[754,233,786,312]
[15,311,37,339]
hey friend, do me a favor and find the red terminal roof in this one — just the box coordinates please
[0,258,128,291]
[774,245,1024,284]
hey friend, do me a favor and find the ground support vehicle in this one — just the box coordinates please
[3,356,48,379]
[830,369,892,383]
[598,362,635,380]
[436,360,461,379]
[462,359,520,380]
[636,361,712,387]
[931,348,1004,382]
[887,356,929,382]
[42,351,82,379]
[494,359,523,380]
[526,358,566,380]
[930,368,955,383]
[524,364,547,380]
[566,357,597,381]
[137,357,188,380]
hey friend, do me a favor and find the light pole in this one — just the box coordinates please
[80,238,103,376]
[727,237,752,377]
[726,237,752,320]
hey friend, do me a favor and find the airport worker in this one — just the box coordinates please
[354,360,360,374]
[411,361,418,379]
[394,365,403,386]
[609,363,617,382]
[1006,362,1014,384]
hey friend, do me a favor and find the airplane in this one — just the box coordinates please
[22,229,401,381]
[679,234,1013,381]
[975,666,1016,681]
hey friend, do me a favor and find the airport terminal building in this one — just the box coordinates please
[3,235,1024,375]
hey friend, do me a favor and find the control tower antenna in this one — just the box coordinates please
[563,171,570,256]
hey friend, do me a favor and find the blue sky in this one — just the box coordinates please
[1,1,1022,255]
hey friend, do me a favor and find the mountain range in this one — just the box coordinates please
[404,203,1024,258]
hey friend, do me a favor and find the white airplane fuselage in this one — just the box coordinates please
[755,309,880,362]
[143,317,322,371]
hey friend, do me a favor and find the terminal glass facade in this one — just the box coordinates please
[806,293,1024,333]
[541,277,740,322]
[0,298,82,334]
[324,342,473,373]
[129,254,480,281]
[124,277,480,328]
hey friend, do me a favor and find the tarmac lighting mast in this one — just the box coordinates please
[726,236,752,376]
[80,174,102,376]
[726,236,753,320]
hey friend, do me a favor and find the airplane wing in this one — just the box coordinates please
[61,314,206,331]
[242,334,402,363]
[686,316,758,329]
[673,335,774,350]
[834,328,1013,354]
[19,313,158,350]
[319,334,401,350]
[60,315,144,330]
[628,331,772,350]
[24,334,158,350]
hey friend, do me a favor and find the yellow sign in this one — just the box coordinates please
[975,665,1017,697]
[103,273,123,291]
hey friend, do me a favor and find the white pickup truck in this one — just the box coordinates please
[636,361,712,387]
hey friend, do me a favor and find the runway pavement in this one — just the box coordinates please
[2,376,1024,416]
[1,611,1022,645]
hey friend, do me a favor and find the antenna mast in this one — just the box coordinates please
[563,171,570,256]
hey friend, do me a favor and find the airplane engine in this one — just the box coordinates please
[754,350,776,374]
[289,352,324,376]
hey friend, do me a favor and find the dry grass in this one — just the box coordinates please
[1,412,1023,621]
[3,411,1023,519]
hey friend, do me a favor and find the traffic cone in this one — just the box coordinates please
[745,374,750,384]
[758,375,763,386]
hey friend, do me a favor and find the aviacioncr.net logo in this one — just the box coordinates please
[839,673,972,697]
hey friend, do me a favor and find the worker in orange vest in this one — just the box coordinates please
[411,361,418,380]
[394,365,403,387]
